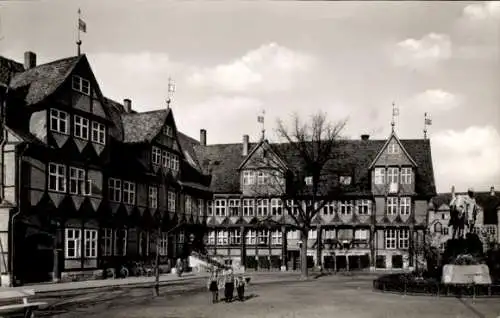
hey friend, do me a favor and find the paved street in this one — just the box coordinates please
[32,273,500,318]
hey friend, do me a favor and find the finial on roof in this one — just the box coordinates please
[76,8,87,56]
[391,101,399,133]
[257,109,265,141]
[166,77,175,108]
[423,112,432,139]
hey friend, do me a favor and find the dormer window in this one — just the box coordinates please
[388,141,400,154]
[152,146,161,165]
[340,176,352,185]
[243,170,255,185]
[91,122,106,145]
[163,125,173,137]
[74,115,89,140]
[72,75,90,95]
[304,176,313,186]
[50,109,69,135]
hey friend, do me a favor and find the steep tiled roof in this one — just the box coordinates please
[192,138,436,196]
[9,56,81,105]
[0,56,24,86]
[177,132,202,170]
[121,109,170,143]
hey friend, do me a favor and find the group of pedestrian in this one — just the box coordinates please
[207,267,248,304]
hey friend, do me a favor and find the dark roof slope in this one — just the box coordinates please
[0,56,24,86]
[177,132,202,170]
[9,56,81,105]
[121,109,170,143]
[192,138,436,196]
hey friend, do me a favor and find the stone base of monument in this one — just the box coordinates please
[441,264,492,285]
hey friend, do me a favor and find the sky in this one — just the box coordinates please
[0,0,499,193]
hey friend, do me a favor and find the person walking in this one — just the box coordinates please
[235,275,246,301]
[223,267,235,302]
[175,258,183,277]
[207,268,219,304]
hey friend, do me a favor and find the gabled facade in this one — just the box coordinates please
[183,128,437,271]
[0,52,211,286]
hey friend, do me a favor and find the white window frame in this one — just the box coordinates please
[73,115,89,140]
[271,198,283,216]
[228,199,240,216]
[72,75,90,95]
[399,197,411,215]
[102,228,113,256]
[243,170,255,185]
[65,228,81,259]
[399,229,409,249]
[387,167,399,184]
[217,230,228,245]
[385,229,397,249]
[257,199,269,216]
[354,229,368,241]
[159,232,168,256]
[163,125,173,137]
[168,191,176,212]
[340,176,352,185]
[152,146,162,165]
[308,229,317,240]
[123,181,136,205]
[401,167,412,184]
[214,199,226,217]
[208,231,216,245]
[69,167,85,195]
[50,109,69,135]
[207,200,213,216]
[149,186,158,209]
[230,229,241,245]
[339,200,352,215]
[84,229,98,258]
[323,201,335,215]
[257,171,268,185]
[271,230,282,245]
[285,200,299,215]
[287,230,299,240]
[161,150,170,168]
[91,121,106,145]
[386,197,398,215]
[323,229,335,239]
[388,142,400,154]
[48,163,66,192]
[257,229,269,245]
[304,176,313,186]
[108,178,122,202]
[246,229,257,245]
[113,229,128,256]
[243,199,254,216]
[374,168,385,185]
[357,200,371,215]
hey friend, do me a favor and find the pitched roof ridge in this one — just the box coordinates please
[121,108,169,117]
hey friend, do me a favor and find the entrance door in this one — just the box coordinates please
[20,233,54,284]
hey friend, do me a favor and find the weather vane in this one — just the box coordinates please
[76,8,87,56]
[257,109,265,141]
[391,101,399,133]
[166,77,175,108]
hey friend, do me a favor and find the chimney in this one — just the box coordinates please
[242,135,249,156]
[361,134,370,141]
[123,99,132,113]
[24,51,36,70]
[200,129,207,146]
[491,186,495,196]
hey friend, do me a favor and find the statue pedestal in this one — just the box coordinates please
[442,264,491,285]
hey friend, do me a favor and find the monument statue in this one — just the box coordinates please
[448,186,479,239]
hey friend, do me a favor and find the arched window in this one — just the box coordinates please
[434,222,443,234]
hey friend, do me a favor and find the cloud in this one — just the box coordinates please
[186,42,316,93]
[432,126,500,192]
[462,1,500,21]
[408,89,463,112]
[393,33,452,69]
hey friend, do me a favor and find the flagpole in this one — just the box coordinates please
[77,8,82,56]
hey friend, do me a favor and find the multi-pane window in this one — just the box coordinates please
[386,197,398,215]
[257,171,269,185]
[388,142,400,154]
[387,168,399,184]
[399,197,411,215]
[168,191,176,212]
[50,109,69,134]
[69,167,85,195]
[113,229,128,256]
[217,230,228,245]
[229,229,241,245]
[385,229,397,249]
[257,229,269,245]
[207,200,213,216]
[308,229,317,240]
[257,199,268,216]
[123,181,136,205]
[339,200,352,214]
[357,200,371,215]
[48,163,66,192]
[84,229,98,258]
[243,199,254,216]
[304,176,313,186]
[228,199,240,216]
[91,122,106,144]
[242,171,255,185]
[285,200,300,215]
[208,231,216,245]
[185,195,192,215]
[374,168,385,185]
[323,201,335,215]
[65,229,81,259]
[271,198,283,216]
[323,229,335,239]
[161,150,170,168]
[170,154,179,171]
[214,199,226,216]
[138,231,150,256]
[108,178,122,202]
[271,230,282,245]
[72,75,90,95]
[401,168,412,184]
[399,229,409,249]
[149,186,158,209]
[245,229,257,245]
[163,125,173,137]
[159,232,168,255]
[73,115,89,139]
[198,199,204,216]
[354,229,368,241]
[102,228,113,256]
[287,230,299,240]
[152,147,162,165]
[340,176,352,185]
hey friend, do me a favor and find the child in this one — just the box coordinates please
[207,269,219,304]
[235,275,246,301]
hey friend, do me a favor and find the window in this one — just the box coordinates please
[258,229,268,245]
[443,227,449,235]
[387,167,399,184]
[114,229,128,256]
[287,230,299,240]
[243,199,254,216]
[323,201,335,215]
[72,75,90,95]
[168,191,176,212]
[308,229,317,240]
[357,200,371,215]
[50,109,69,134]
[340,176,352,185]
[374,168,385,185]
[434,223,443,234]
[178,231,185,244]
[285,200,299,215]
[84,229,98,258]
[243,171,255,185]
[65,229,81,259]
[214,199,226,216]
[339,200,352,215]
[271,230,282,245]
[198,199,204,216]
[152,147,161,165]
[149,186,158,209]
[399,197,411,215]
[108,178,122,202]
[207,200,213,216]
[167,154,179,171]
[257,199,268,216]
[323,229,335,239]
[208,231,216,245]
[401,168,412,184]
[228,199,240,216]
[102,228,113,256]
[185,195,192,215]
[388,141,400,154]
[246,229,256,245]
[304,176,313,186]
[355,229,368,241]
[163,125,173,137]
[69,167,84,195]
[91,122,106,144]
[399,229,409,249]
[386,197,398,215]
[257,171,269,185]
[123,181,136,205]
[138,231,150,256]
[73,115,89,139]
[385,229,397,249]
[173,155,179,171]
[217,230,228,245]
[161,150,170,168]
[159,232,168,256]
[229,229,241,245]
[48,163,66,192]
[271,198,283,216]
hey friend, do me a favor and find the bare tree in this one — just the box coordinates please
[250,112,347,279]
